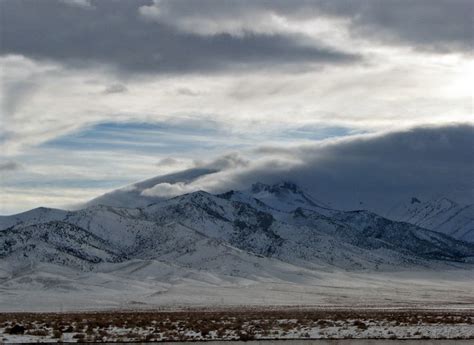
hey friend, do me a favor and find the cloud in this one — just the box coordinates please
[1,1,472,215]
[138,0,316,37]
[136,124,474,209]
[0,161,22,172]
[141,153,250,198]
[103,84,128,94]
[317,0,473,54]
[1,53,472,158]
[195,153,250,171]
[141,182,191,198]
[157,157,181,167]
[59,0,94,10]
[6,124,471,214]
[176,87,200,97]
[2,0,470,81]
[139,0,473,54]
[1,0,359,75]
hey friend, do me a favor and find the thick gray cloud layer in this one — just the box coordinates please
[141,0,473,54]
[2,0,471,76]
[89,124,474,211]
[198,124,474,207]
[311,0,473,53]
[242,124,474,207]
[0,0,359,74]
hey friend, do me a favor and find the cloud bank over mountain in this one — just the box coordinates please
[87,124,473,212]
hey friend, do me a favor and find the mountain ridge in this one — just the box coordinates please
[1,182,473,276]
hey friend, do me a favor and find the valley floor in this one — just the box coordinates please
[1,308,473,342]
[1,262,473,341]
[1,261,474,312]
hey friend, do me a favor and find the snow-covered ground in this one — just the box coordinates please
[1,257,473,312]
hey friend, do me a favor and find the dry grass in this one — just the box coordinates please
[0,308,472,342]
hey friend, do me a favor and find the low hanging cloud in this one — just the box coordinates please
[194,153,250,171]
[133,124,474,211]
[141,181,190,198]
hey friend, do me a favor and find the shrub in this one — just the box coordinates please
[6,324,25,335]
[52,329,63,338]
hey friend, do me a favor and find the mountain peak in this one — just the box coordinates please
[175,190,214,202]
[276,181,302,193]
[251,181,302,195]
[246,181,333,213]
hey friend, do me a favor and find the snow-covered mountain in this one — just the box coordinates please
[385,197,474,243]
[1,181,473,311]
[1,182,473,273]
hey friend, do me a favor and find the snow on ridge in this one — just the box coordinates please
[385,195,474,243]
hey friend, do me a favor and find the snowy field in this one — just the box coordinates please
[1,264,473,341]
[1,259,473,312]
[1,263,473,342]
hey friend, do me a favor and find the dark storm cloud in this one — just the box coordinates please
[316,0,473,54]
[0,0,359,75]
[230,124,474,208]
[142,0,473,54]
[152,124,471,209]
[86,124,473,210]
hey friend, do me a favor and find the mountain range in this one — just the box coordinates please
[1,180,473,311]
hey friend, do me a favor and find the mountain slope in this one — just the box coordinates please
[142,189,474,269]
[0,221,125,270]
[386,197,474,243]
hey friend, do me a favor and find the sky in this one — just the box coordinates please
[0,0,473,214]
